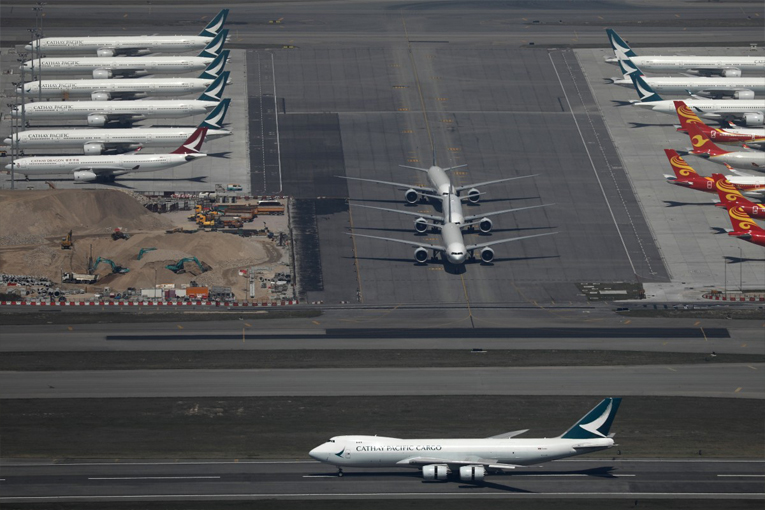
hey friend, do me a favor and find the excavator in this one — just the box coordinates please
[165,257,212,274]
[92,257,130,274]
[60,230,73,250]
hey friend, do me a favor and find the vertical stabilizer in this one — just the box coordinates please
[200,98,231,129]
[687,121,729,157]
[171,127,208,155]
[199,9,230,38]
[199,50,229,80]
[629,73,663,102]
[559,398,622,440]
[197,71,229,102]
[606,29,637,59]
[198,29,228,58]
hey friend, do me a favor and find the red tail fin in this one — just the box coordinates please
[665,149,700,178]
[717,186,765,234]
[686,121,728,157]
[673,101,708,135]
[713,173,746,202]
[171,127,208,154]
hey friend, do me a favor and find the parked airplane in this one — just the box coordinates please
[712,174,765,218]
[5,127,208,183]
[25,9,229,56]
[605,28,765,76]
[340,160,536,204]
[16,67,229,101]
[672,101,765,148]
[610,57,765,99]
[5,99,231,154]
[309,398,622,481]
[684,121,765,170]
[21,46,230,79]
[716,189,765,248]
[663,150,765,198]
[348,196,556,264]
[11,78,227,127]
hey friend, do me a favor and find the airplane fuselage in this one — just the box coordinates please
[17,78,221,99]
[426,166,454,196]
[638,100,765,118]
[700,151,765,170]
[5,128,230,151]
[6,153,204,177]
[12,100,213,121]
[22,57,216,77]
[606,56,765,73]
[441,223,467,264]
[614,77,765,95]
[310,435,614,469]
[25,36,214,55]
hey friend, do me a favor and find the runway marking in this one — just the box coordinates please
[88,476,221,481]
[67,327,73,331]
[346,204,364,304]
[312,321,321,325]
[271,52,283,193]
[694,321,700,326]
[717,474,765,477]
[459,273,473,322]
[747,366,757,370]
[666,367,677,372]
[401,12,434,150]
[244,323,252,328]
[735,387,742,393]
[177,325,183,330]
[624,320,631,324]
[700,327,708,342]
[303,475,337,478]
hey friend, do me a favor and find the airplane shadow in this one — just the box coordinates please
[205,151,231,159]
[349,198,417,205]
[629,122,676,129]
[710,227,729,235]
[663,200,713,208]
[472,196,541,205]
[351,226,419,234]
[473,254,560,265]
[609,100,634,107]
[725,255,765,264]
[472,226,558,236]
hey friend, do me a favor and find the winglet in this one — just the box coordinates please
[199,9,230,38]
[559,398,622,440]
[171,127,208,154]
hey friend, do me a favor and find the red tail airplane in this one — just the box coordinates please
[674,101,765,145]
[712,173,765,218]
[664,149,715,192]
[716,185,765,248]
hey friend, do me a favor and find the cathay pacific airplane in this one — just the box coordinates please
[25,9,229,56]
[605,28,765,76]
[310,398,622,481]
[6,99,231,154]
[21,46,229,80]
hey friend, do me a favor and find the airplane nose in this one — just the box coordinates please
[24,44,32,52]
[3,138,11,145]
[308,447,323,461]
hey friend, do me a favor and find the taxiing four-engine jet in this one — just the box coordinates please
[5,127,209,183]
[25,9,229,56]
[309,398,622,481]
[6,99,231,154]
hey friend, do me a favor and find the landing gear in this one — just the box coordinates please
[337,468,344,477]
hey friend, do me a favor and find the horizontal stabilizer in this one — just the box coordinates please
[486,429,529,439]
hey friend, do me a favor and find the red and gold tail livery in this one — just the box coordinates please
[663,149,714,192]
[673,101,706,134]
[674,100,764,145]
[717,188,765,248]
[713,173,765,218]
[686,121,729,158]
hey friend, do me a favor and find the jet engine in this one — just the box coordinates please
[733,90,755,100]
[467,188,480,204]
[405,188,420,204]
[721,68,742,78]
[422,464,449,481]
[87,114,108,127]
[83,142,105,155]
[414,247,429,263]
[480,247,495,263]
[414,217,429,233]
[91,92,111,101]
[459,465,486,482]
[92,69,113,80]
[73,170,98,182]
[478,217,493,233]
[742,112,764,127]
[97,49,116,58]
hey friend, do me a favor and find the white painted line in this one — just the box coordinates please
[88,476,221,481]
[2,461,316,467]
[717,474,765,477]
[613,474,636,477]
[302,475,338,478]
[522,474,587,477]
[271,52,282,194]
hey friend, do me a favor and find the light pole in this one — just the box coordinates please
[17,53,27,128]
[723,256,727,298]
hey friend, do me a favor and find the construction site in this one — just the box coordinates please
[0,189,293,303]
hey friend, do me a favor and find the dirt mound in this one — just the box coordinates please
[0,190,173,245]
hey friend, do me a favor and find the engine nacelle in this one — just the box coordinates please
[87,114,108,127]
[733,90,754,100]
[742,112,764,127]
[422,464,449,481]
[414,217,428,233]
[414,247,429,263]
[479,217,493,233]
[83,142,105,155]
[96,48,116,58]
[405,188,420,204]
[91,91,111,101]
[721,68,742,77]
[467,188,480,204]
[459,465,486,482]
[73,170,98,182]
[480,247,495,263]
[92,69,113,80]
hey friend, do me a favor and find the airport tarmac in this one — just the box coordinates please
[1,458,763,503]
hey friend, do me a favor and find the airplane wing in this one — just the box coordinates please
[352,203,443,223]
[396,456,520,470]
[486,429,529,439]
[347,232,445,252]
[463,203,552,222]
[695,88,754,99]
[466,231,558,251]
[454,174,539,193]
[339,175,436,194]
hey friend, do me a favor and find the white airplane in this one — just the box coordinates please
[5,99,231,154]
[21,47,229,80]
[16,66,229,101]
[340,159,537,204]
[5,127,209,183]
[25,9,229,56]
[605,28,765,77]
[310,398,622,481]
[684,120,765,171]
[11,79,227,127]
[627,73,765,127]
[349,195,556,265]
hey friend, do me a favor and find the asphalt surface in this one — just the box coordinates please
[1,364,762,399]
[1,459,763,503]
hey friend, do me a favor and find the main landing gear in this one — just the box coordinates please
[337,468,344,477]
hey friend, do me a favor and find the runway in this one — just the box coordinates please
[1,459,762,502]
[1,364,762,399]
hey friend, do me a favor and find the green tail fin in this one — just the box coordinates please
[560,398,622,440]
